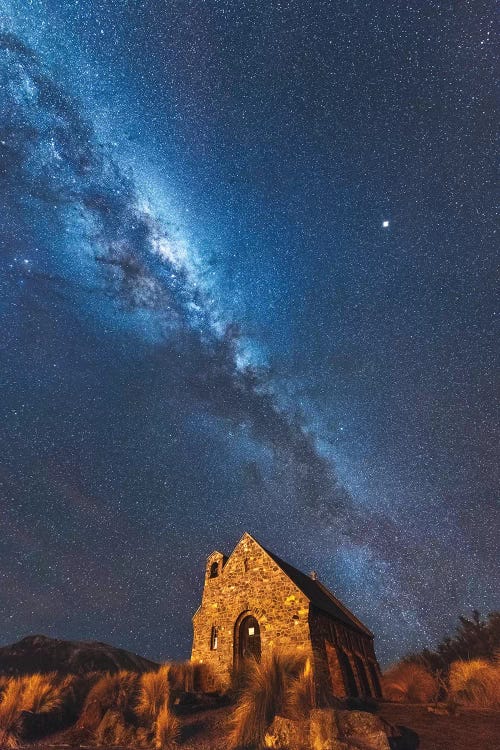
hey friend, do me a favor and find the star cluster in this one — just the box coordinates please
[0,1,497,666]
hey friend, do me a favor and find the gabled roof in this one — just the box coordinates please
[195,532,373,637]
[251,535,373,637]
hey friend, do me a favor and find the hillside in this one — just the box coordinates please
[0,635,158,675]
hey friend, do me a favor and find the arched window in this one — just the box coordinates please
[337,649,358,697]
[368,662,382,698]
[209,561,219,578]
[354,654,372,696]
[210,626,218,650]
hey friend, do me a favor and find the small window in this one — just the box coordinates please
[209,561,219,578]
[244,558,249,572]
[248,626,255,636]
[210,626,218,650]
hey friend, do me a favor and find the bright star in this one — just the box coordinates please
[382,220,390,228]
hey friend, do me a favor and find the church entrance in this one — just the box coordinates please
[236,614,261,664]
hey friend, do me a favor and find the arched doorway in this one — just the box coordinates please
[235,614,261,665]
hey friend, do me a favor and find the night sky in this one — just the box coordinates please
[1,1,498,667]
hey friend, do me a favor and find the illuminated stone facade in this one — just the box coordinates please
[191,533,382,698]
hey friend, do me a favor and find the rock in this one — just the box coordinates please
[310,709,349,750]
[426,704,449,715]
[266,710,393,750]
[336,711,390,750]
[264,715,310,749]
[345,731,390,750]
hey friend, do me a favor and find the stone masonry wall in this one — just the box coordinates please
[309,607,382,698]
[191,533,312,689]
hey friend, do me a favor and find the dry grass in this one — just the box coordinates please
[229,650,306,749]
[286,657,316,719]
[382,662,438,703]
[94,708,139,746]
[154,701,180,749]
[0,672,65,748]
[137,665,172,723]
[169,660,213,694]
[448,659,500,709]
[0,663,209,749]
[0,675,9,698]
[21,672,63,714]
[88,670,138,714]
[169,662,195,694]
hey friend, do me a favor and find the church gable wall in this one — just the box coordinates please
[191,534,311,688]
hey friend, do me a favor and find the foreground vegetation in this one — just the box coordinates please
[0,662,210,749]
[381,611,500,709]
[0,612,498,749]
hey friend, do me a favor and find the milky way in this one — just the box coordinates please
[0,1,498,665]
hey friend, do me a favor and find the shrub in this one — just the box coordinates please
[154,701,180,749]
[229,650,306,749]
[382,662,438,703]
[448,659,500,708]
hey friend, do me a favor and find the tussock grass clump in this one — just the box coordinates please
[382,662,438,703]
[94,708,138,746]
[137,665,171,723]
[286,657,316,719]
[168,661,213,695]
[21,672,63,714]
[169,662,194,694]
[78,670,140,747]
[448,659,500,708]
[86,670,138,716]
[136,665,180,748]
[0,672,64,748]
[0,678,25,748]
[229,650,306,749]
[154,701,180,749]
[0,676,9,698]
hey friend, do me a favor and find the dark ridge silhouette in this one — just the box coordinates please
[0,634,158,675]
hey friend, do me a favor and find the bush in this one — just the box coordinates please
[229,650,306,749]
[448,659,500,708]
[382,662,438,703]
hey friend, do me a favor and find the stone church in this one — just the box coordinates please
[191,533,382,699]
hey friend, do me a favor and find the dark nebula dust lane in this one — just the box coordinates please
[0,1,498,666]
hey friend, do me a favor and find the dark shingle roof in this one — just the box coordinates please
[260,542,373,637]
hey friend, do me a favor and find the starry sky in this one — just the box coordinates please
[0,1,498,667]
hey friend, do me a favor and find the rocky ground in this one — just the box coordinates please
[27,703,500,749]
[378,703,500,750]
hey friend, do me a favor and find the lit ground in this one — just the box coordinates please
[28,703,500,750]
